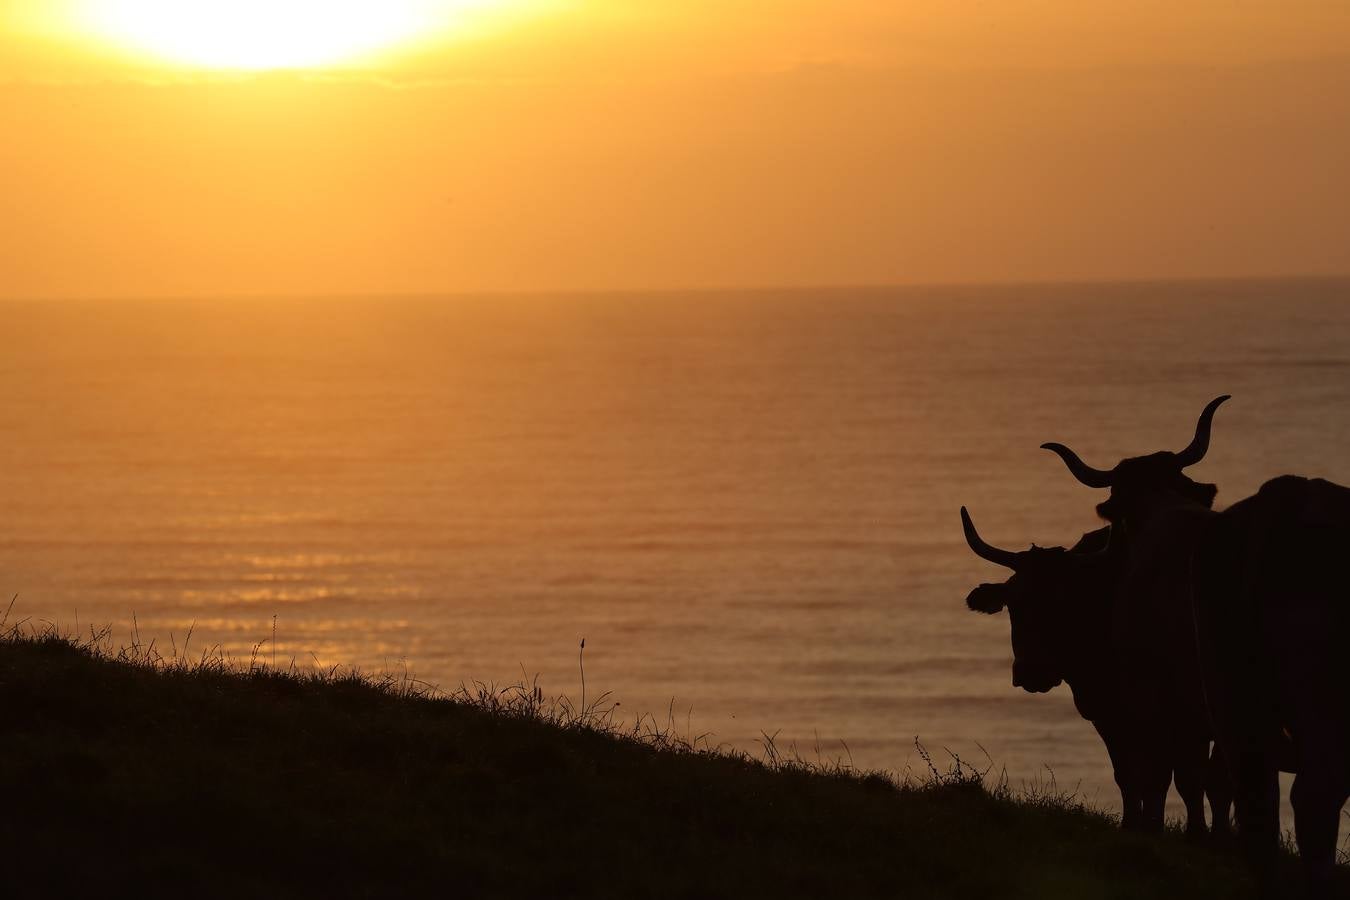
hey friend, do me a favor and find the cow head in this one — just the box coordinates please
[1040,396,1227,525]
[960,507,1116,694]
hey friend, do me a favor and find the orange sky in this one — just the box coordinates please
[3,1,1349,298]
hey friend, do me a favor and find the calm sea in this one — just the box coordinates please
[3,279,1348,827]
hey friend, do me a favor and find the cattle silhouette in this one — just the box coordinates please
[1043,397,1349,896]
[960,507,1231,836]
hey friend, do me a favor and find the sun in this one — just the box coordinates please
[77,0,498,70]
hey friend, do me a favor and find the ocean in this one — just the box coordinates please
[3,278,1348,828]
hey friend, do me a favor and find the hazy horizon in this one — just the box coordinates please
[7,272,1350,304]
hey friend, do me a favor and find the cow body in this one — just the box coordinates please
[1043,398,1349,894]
[1111,497,1219,833]
[1194,476,1350,892]
[960,512,1229,834]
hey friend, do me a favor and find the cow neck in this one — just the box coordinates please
[1059,579,1115,697]
[1109,486,1215,543]
[1067,615,1112,680]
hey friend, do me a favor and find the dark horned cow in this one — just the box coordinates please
[960,508,1229,835]
[1043,397,1350,894]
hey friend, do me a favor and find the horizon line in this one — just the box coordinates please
[4,271,1349,304]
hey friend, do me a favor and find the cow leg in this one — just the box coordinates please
[1205,744,1234,840]
[1100,728,1145,830]
[1114,775,1144,832]
[1138,748,1173,834]
[1118,786,1145,833]
[1230,750,1281,899]
[1172,737,1209,839]
[1290,770,1345,899]
[1289,739,1350,900]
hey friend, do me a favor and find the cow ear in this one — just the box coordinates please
[966,583,1008,614]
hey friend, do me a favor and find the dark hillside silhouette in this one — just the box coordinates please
[1,631,1306,899]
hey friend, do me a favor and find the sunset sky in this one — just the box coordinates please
[3,1,1349,299]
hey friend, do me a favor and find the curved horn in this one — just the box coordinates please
[960,507,1021,569]
[1173,395,1230,468]
[1039,442,1114,488]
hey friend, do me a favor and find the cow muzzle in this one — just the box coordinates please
[1012,665,1062,694]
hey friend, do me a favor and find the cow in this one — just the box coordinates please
[1042,396,1349,895]
[959,507,1230,836]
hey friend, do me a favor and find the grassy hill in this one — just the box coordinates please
[0,628,1341,899]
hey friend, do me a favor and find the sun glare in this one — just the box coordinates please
[77,0,500,70]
